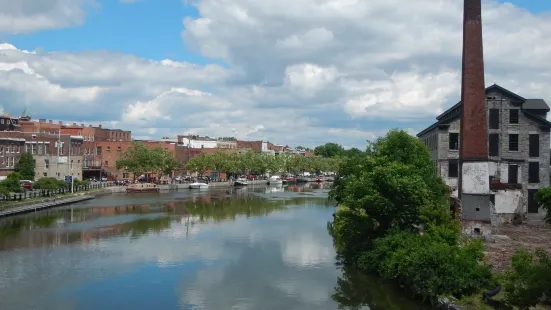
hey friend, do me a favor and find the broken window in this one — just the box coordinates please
[529,134,540,157]
[509,109,519,124]
[508,134,519,151]
[489,134,499,156]
[489,109,499,129]
[449,133,459,150]
[508,165,518,184]
[448,159,459,178]
[528,162,540,183]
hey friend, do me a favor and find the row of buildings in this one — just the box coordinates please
[0,111,313,181]
[417,84,550,225]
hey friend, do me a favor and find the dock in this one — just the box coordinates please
[0,195,95,217]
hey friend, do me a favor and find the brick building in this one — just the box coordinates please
[417,84,550,224]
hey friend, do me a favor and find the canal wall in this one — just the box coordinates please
[0,194,95,217]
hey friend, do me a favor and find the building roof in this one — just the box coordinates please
[418,84,551,137]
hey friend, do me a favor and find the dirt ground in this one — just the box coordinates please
[484,222,551,273]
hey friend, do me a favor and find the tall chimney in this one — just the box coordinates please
[459,0,491,227]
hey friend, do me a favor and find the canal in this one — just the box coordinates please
[0,184,430,310]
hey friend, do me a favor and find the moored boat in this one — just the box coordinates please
[267,175,283,185]
[234,177,248,186]
[189,182,209,189]
[282,176,296,184]
[126,183,160,193]
[296,177,310,183]
[315,175,325,182]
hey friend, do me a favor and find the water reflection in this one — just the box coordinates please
[0,186,426,310]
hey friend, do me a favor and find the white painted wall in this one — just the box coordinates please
[180,138,217,149]
[494,190,522,214]
[461,162,490,194]
[261,142,268,151]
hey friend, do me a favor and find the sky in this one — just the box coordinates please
[0,0,550,148]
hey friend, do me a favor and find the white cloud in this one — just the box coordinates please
[0,0,93,34]
[1,0,551,147]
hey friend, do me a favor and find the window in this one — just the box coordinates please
[45,159,49,169]
[96,146,102,155]
[509,109,519,124]
[528,162,540,183]
[106,146,111,151]
[104,160,108,166]
[449,133,459,150]
[448,160,459,178]
[508,165,518,184]
[508,134,519,151]
[489,109,499,129]
[529,134,540,157]
[43,172,47,177]
[489,134,499,156]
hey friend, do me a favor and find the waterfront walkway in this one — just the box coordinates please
[0,195,95,217]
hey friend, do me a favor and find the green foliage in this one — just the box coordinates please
[358,230,492,304]
[314,142,346,157]
[534,186,551,224]
[503,248,551,309]
[185,151,341,176]
[116,142,181,180]
[328,129,491,304]
[0,172,23,194]
[14,152,36,180]
[33,177,62,190]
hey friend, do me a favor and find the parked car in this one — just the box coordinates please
[20,180,34,190]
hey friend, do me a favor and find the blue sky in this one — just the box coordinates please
[7,0,549,63]
[1,0,550,147]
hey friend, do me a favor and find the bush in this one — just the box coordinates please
[0,172,23,193]
[534,187,551,224]
[504,248,551,309]
[357,229,492,304]
[33,177,62,190]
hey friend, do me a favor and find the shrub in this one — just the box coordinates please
[534,187,551,224]
[33,177,62,190]
[358,229,493,304]
[504,248,551,309]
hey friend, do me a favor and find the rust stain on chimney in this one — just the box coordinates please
[459,0,487,160]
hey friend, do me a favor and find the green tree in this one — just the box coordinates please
[534,186,551,224]
[186,153,212,176]
[33,177,62,191]
[14,152,36,180]
[314,143,345,157]
[0,172,23,193]
[151,147,181,178]
[116,142,156,181]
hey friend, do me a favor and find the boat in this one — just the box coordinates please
[267,175,283,185]
[296,176,310,183]
[282,176,296,184]
[315,175,326,182]
[189,182,209,189]
[234,177,248,186]
[126,183,160,193]
[325,176,335,182]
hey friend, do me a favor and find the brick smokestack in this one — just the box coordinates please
[459,0,487,160]
[458,0,492,235]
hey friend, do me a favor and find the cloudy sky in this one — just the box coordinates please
[1,0,550,147]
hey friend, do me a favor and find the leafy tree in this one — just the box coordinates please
[314,143,346,157]
[116,142,156,181]
[504,248,551,308]
[0,172,23,193]
[14,152,36,180]
[327,130,490,304]
[534,186,551,224]
[186,153,212,176]
[152,147,181,177]
[33,177,62,190]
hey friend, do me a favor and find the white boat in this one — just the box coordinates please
[267,175,283,185]
[189,182,209,189]
[234,177,248,186]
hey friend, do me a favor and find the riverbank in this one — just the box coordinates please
[0,187,119,217]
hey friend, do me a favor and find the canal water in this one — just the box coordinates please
[0,184,430,310]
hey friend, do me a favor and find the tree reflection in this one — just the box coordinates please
[332,265,431,310]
